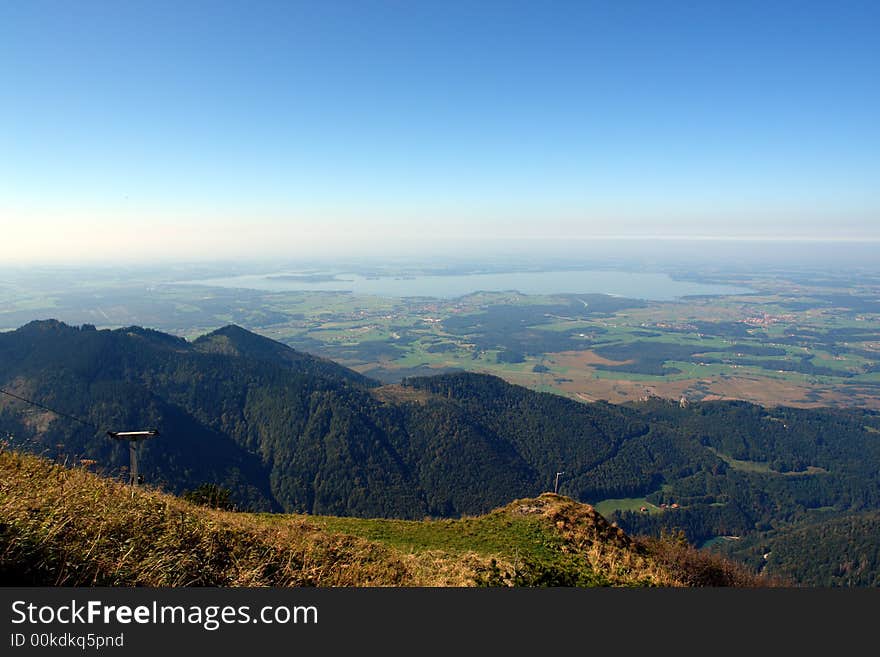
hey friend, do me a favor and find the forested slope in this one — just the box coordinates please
[2,320,879,585]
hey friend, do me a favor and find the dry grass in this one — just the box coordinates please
[0,448,771,587]
[0,448,434,586]
[636,531,780,587]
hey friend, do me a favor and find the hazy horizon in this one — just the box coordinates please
[2,237,879,272]
[2,2,878,264]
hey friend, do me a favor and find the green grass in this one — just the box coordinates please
[706,447,826,476]
[270,512,567,564]
[706,448,775,474]
[532,320,604,333]
[594,498,661,516]
[306,327,396,343]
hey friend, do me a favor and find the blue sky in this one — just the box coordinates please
[1,1,878,261]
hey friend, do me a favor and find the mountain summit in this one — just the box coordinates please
[0,449,764,587]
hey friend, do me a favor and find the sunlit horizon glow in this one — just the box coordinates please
[2,2,878,264]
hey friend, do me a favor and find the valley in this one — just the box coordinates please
[1,319,879,585]
[3,261,878,410]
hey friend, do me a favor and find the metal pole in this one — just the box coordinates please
[129,440,138,487]
[107,430,158,487]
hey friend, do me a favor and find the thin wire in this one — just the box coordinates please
[0,387,101,431]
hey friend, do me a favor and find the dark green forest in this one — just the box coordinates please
[719,511,880,586]
[2,320,879,585]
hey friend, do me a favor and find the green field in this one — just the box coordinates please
[2,263,878,409]
[706,448,826,476]
[594,497,662,516]
[266,511,567,562]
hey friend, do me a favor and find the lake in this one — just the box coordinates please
[174,269,752,301]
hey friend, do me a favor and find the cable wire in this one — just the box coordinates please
[0,387,101,431]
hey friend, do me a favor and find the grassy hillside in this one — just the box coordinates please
[0,448,765,587]
[3,321,876,584]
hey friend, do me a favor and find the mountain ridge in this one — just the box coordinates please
[2,319,880,586]
[0,448,765,587]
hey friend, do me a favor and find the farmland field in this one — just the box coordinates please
[2,259,879,409]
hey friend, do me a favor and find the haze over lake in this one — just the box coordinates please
[174,269,752,300]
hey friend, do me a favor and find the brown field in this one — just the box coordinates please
[350,349,880,411]
[499,348,880,409]
[549,374,880,410]
[548,349,635,368]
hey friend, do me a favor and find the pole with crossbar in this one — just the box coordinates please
[107,430,159,486]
